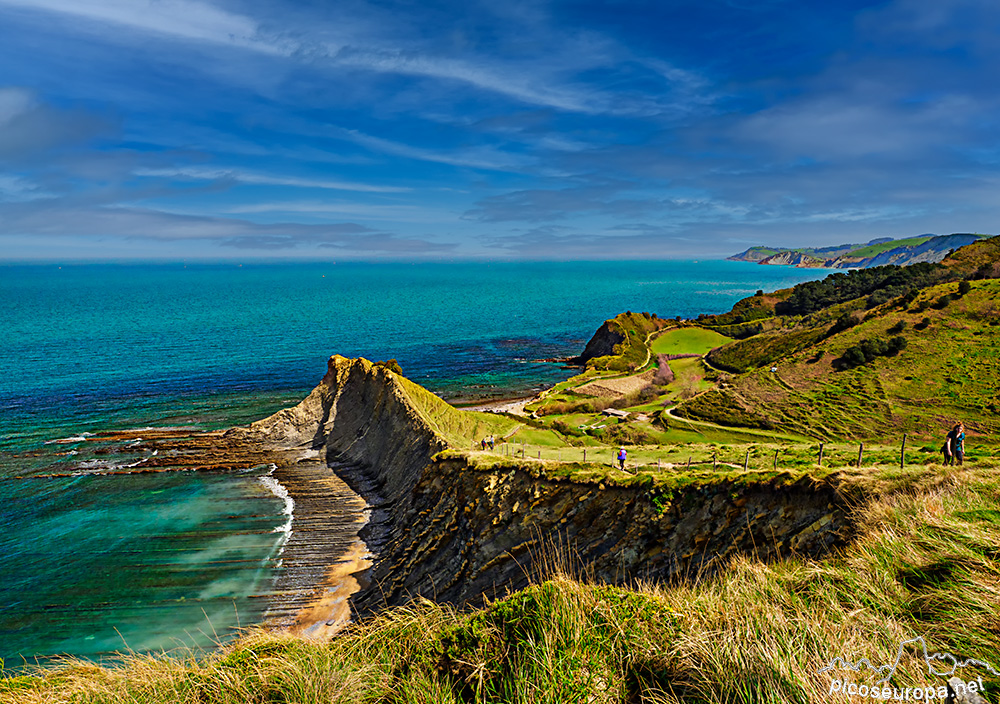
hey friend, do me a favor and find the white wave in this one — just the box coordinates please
[258,474,294,535]
[45,433,94,445]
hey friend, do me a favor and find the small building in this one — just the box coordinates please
[601,408,630,420]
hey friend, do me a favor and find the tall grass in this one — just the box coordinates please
[4,468,999,703]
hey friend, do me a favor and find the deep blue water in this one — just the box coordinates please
[0,260,828,665]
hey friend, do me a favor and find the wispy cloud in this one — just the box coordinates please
[0,0,283,53]
[134,167,409,193]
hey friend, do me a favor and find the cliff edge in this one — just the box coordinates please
[229,355,854,619]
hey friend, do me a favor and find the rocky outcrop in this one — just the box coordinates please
[234,355,856,619]
[227,355,446,503]
[758,251,826,267]
[572,320,625,365]
[825,233,984,269]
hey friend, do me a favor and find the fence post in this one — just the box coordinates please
[900,434,907,469]
[713,452,718,470]
[818,443,824,466]
[583,449,586,462]
[537,450,541,460]
[744,450,750,472]
[687,456,691,469]
[857,442,864,467]
[773,449,779,470]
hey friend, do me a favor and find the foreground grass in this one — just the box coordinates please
[5,466,999,704]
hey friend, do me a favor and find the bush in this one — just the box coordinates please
[835,335,907,369]
[552,419,586,438]
[888,335,907,354]
[887,320,907,334]
[932,293,955,309]
[375,359,403,375]
[827,312,860,337]
[915,316,931,330]
[959,280,972,296]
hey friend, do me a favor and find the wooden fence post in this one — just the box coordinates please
[857,442,864,467]
[687,456,691,469]
[744,450,750,471]
[818,443,824,466]
[900,434,907,469]
[583,449,586,462]
[773,449,779,470]
[713,452,718,470]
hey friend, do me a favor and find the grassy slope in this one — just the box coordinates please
[6,464,999,703]
[392,371,520,448]
[678,279,1000,441]
[846,235,935,258]
[584,311,671,373]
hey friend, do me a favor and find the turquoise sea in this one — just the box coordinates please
[0,260,828,666]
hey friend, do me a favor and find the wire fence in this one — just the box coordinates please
[471,435,933,473]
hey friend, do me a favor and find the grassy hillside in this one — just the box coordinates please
[846,235,934,257]
[6,463,999,704]
[680,278,1000,441]
[583,311,671,372]
[393,369,520,448]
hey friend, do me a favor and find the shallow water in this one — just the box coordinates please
[0,260,828,664]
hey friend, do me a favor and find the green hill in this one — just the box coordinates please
[680,239,1000,441]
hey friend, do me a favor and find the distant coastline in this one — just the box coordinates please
[729,232,988,269]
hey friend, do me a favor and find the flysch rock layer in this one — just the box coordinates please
[230,355,853,617]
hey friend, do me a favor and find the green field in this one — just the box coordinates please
[650,327,732,356]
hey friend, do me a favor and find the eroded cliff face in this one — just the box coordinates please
[234,355,852,616]
[355,457,848,613]
[227,355,445,502]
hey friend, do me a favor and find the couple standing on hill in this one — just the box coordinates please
[943,423,965,466]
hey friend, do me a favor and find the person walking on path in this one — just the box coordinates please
[617,447,627,471]
[945,423,966,466]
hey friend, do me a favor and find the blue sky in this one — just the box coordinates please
[0,0,997,260]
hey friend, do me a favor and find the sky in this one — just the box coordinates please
[0,0,998,261]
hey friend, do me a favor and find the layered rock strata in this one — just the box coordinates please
[234,355,853,617]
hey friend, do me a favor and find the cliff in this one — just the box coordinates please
[233,354,854,618]
[758,251,825,267]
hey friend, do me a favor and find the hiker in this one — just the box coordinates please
[480,437,487,451]
[617,447,627,471]
[945,423,965,466]
[488,435,495,450]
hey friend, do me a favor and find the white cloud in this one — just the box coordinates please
[226,200,458,223]
[334,128,532,171]
[0,0,284,53]
[134,166,409,193]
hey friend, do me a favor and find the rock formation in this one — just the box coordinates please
[233,355,856,617]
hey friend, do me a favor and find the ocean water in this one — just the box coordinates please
[0,260,828,665]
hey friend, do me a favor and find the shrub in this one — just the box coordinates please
[887,320,907,334]
[835,335,907,369]
[375,359,404,375]
[932,293,955,309]
[552,419,586,438]
[958,280,972,296]
[827,312,860,337]
[915,317,931,330]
